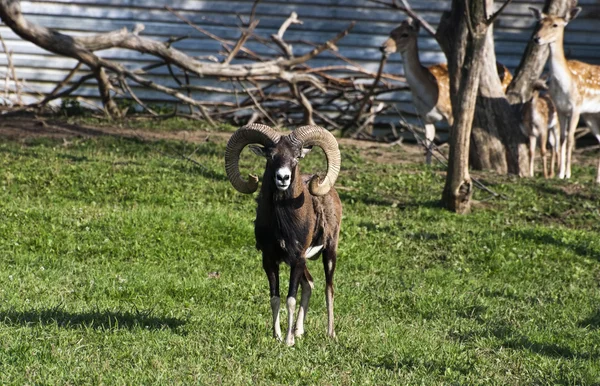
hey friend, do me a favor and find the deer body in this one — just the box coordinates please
[533,6,600,183]
[521,86,560,177]
[382,19,512,164]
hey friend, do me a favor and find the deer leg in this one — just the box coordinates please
[295,267,313,338]
[548,126,558,178]
[586,117,600,184]
[529,135,537,177]
[263,257,281,340]
[558,113,570,179]
[540,128,549,179]
[424,123,436,165]
[285,260,304,346]
[322,247,337,338]
[565,110,580,179]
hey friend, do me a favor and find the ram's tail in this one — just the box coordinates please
[303,266,314,289]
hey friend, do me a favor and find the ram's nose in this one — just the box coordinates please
[275,167,291,190]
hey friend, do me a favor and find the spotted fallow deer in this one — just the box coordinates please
[520,80,560,178]
[381,18,513,164]
[531,6,600,183]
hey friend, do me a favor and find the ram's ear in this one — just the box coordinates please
[299,146,313,158]
[249,145,268,157]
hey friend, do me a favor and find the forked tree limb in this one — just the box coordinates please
[368,0,438,39]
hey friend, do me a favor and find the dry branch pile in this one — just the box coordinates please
[0,0,408,137]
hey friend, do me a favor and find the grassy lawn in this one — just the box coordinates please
[1,121,600,384]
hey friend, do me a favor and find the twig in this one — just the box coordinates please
[486,0,514,26]
[165,6,265,62]
[224,19,259,65]
[287,22,355,66]
[249,0,262,24]
[119,76,158,116]
[271,12,302,58]
[351,52,388,135]
[45,62,83,101]
[368,0,437,39]
[237,80,278,127]
[0,33,22,104]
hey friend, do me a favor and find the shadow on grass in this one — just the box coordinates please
[170,162,227,182]
[452,323,597,360]
[509,228,599,259]
[498,333,595,360]
[578,310,600,330]
[367,354,471,376]
[536,183,599,202]
[338,191,440,210]
[0,307,186,333]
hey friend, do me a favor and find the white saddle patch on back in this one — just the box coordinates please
[304,245,324,259]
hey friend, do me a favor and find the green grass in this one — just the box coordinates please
[1,128,600,384]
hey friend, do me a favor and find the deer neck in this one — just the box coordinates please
[548,31,573,94]
[399,41,437,96]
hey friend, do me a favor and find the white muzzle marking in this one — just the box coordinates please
[275,167,291,191]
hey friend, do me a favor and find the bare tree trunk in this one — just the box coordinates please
[441,0,489,213]
[470,24,508,173]
[438,0,530,176]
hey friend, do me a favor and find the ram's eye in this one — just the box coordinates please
[401,33,409,38]
[552,23,558,27]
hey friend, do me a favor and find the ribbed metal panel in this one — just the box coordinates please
[1,0,599,127]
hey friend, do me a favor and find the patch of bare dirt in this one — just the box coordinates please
[0,116,425,164]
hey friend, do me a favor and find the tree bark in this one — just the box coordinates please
[469,22,508,173]
[438,0,530,176]
[442,0,489,213]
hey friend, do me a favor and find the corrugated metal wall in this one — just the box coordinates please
[1,0,599,126]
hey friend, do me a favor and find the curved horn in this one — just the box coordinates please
[225,124,281,194]
[289,125,341,196]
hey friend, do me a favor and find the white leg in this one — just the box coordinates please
[325,284,335,338]
[424,123,436,165]
[529,135,537,177]
[270,296,282,341]
[558,113,569,179]
[549,126,558,178]
[565,110,580,179]
[285,297,296,346]
[295,276,313,338]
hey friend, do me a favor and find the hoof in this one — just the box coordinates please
[285,335,295,346]
[294,328,304,338]
[327,331,336,339]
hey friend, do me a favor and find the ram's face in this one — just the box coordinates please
[270,142,299,191]
[250,138,311,192]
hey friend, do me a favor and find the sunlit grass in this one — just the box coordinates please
[0,128,599,384]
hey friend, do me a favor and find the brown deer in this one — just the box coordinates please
[531,6,600,183]
[520,80,560,178]
[381,18,512,164]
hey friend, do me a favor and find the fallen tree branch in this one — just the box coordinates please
[0,0,399,133]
